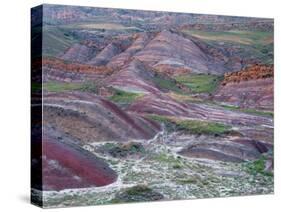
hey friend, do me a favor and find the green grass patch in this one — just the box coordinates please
[146,114,172,123]
[147,115,231,136]
[219,104,240,110]
[79,82,98,93]
[241,108,273,117]
[183,30,272,46]
[109,89,143,104]
[176,119,231,135]
[245,156,273,177]
[175,73,223,94]
[43,81,82,92]
[152,75,186,94]
[182,29,273,65]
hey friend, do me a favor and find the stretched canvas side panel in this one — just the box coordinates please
[31,5,43,208]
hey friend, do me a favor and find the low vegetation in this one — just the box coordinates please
[112,185,163,203]
[43,81,83,92]
[147,115,231,135]
[98,142,145,158]
[245,156,273,177]
[109,89,143,104]
[240,108,273,117]
[175,73,223,93]
[175,119,231,135]
[182,30,273,64]
[79,82,98,93]
[183,30,272,46]
[153,74,186,94]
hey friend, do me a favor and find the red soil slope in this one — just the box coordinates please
[32,138,117,191]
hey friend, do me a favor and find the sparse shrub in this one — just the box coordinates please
[113,185,164,203]
[98,142,145,158]
[245,156,273,177]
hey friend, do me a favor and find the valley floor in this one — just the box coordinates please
[40,129,273,208]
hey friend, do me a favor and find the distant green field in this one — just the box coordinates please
[183,30,273,64]
[175,73,223,94]
[183,30,272,45]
